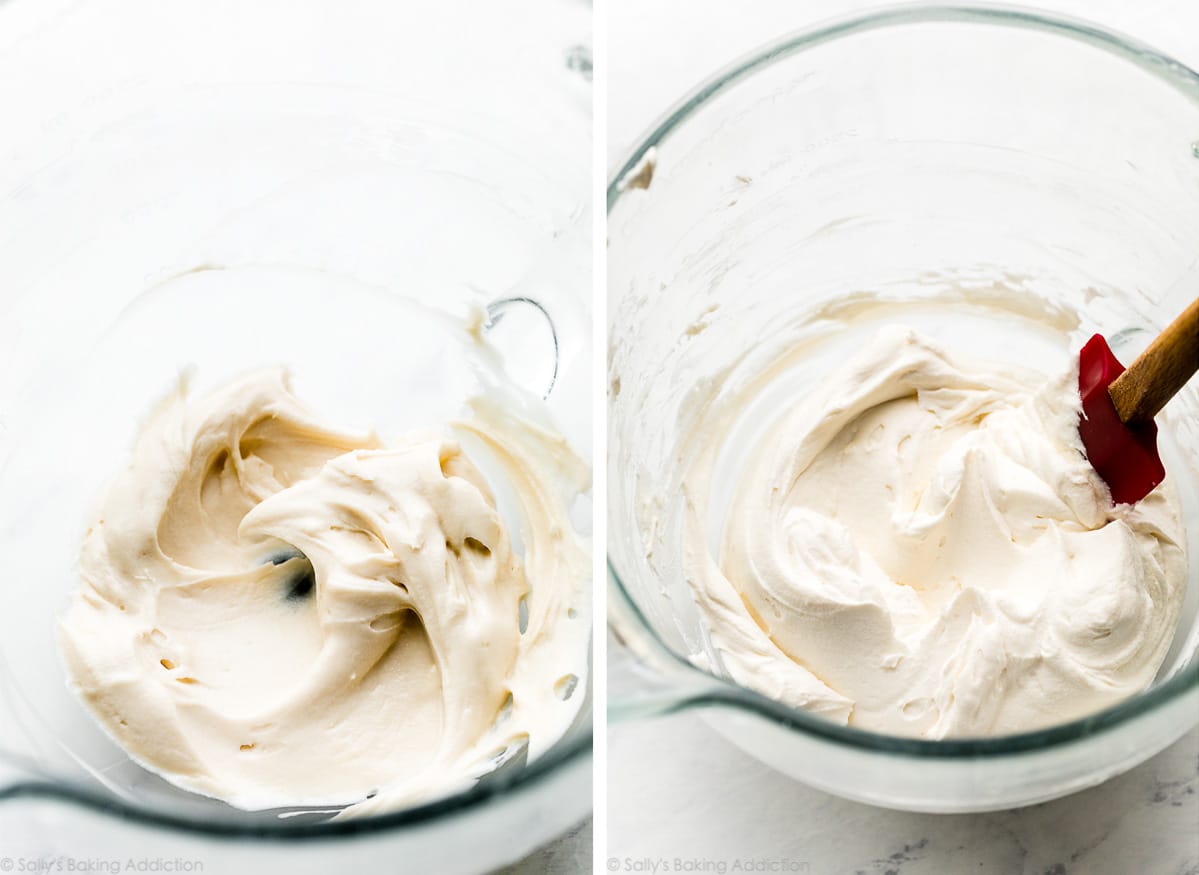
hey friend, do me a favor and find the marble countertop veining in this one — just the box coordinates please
[608,712,1199,875]
[500,818,593,874]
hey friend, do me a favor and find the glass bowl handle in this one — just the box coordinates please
[483,295,560,400]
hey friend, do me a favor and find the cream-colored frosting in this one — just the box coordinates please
[685,327,1186,737]
[58,370,588,815]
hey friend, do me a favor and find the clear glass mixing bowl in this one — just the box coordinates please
[608,5,1199,813]
[0,1,592,871]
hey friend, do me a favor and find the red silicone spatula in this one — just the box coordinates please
[1078,297,1199,505]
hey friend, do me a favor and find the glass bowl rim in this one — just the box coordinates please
[0,734,591,840]
[606,2,1199,756]
[608,2,1199,204]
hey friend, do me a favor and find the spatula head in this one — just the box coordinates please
[1077,334,1164,505]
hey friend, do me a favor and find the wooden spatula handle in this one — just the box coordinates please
[1109,297,1199,424]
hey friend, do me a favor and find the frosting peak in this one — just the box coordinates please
[687,328,1186,737]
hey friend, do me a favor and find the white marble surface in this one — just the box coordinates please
[608,712,1199,875]
[606,2,1199,874]
[501,818,593,874]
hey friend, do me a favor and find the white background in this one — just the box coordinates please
[606,2,1199,873]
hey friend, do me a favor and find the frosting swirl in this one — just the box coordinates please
[59,370,588,814]
[686,327,1186,736]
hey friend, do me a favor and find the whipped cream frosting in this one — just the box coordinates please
[685,327,1186,737]
[58,370,588,815]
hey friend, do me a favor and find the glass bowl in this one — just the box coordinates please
[607,5,1199,813]
[0,0,592,871]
